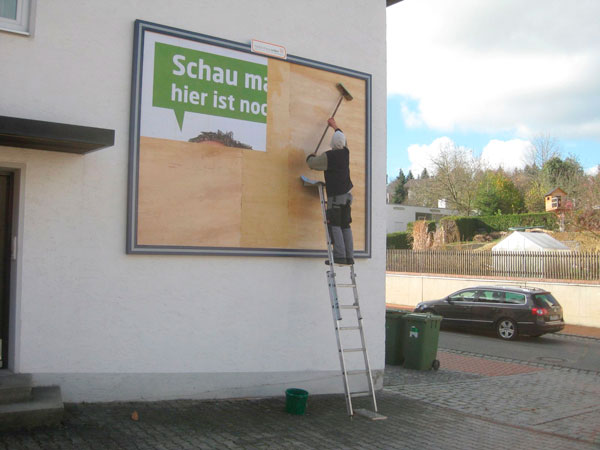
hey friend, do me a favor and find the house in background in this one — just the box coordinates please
[386,204,458,234]
[544,188,572,231]
[545,188,568,212]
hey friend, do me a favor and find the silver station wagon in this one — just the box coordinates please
[414,286,565,340]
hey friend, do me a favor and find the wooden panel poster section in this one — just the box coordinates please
[128,21,371,256]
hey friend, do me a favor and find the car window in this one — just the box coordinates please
[533,293,558,308]
[477,290,504,303]
[450,290,477,302]
[504,292,526,305]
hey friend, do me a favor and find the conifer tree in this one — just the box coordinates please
[392,169,407,204]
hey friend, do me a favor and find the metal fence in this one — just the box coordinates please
[386,250,600,282]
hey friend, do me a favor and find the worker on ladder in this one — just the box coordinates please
[306,118,354,265]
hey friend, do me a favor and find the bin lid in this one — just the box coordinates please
[386,309,410,315]
[403,312,442,322]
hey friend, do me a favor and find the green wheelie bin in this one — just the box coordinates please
[401,313,442,370]
[385,309,409,365]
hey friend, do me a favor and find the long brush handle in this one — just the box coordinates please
[311,95,344,155]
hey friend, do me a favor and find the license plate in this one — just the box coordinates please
[550,315,559,321]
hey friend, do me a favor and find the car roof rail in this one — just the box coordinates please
[493,284,537,291]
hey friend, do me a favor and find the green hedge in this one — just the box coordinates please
[439,213,558,241]
[387,231,413,249]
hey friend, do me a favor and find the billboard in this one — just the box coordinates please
[128,20,371,256]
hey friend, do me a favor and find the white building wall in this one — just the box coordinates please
[0,0,387,401]
[386,204,458,234]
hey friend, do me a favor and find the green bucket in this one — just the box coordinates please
[285,388,309,415]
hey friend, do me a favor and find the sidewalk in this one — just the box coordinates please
[386,303,600,339]
[562,324,600,339]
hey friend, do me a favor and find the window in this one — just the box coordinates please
[450,290,477,302]
[533,293,559,308]
[0,0,33,35]
[477,290,504,303]
[475,290,526,304]
[551,196,561,209]
[504,292,526,305]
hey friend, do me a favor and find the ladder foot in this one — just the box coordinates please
[354,409,387,421]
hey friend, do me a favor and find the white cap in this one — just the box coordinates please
[330,130,346,150]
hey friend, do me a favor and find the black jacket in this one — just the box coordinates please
[324,147,353,197]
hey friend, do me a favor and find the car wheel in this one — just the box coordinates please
[496,318,518,340]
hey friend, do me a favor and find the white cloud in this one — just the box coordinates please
[406,137,536,175]
[407,137,448,176]
[586,165,599,176]
[387,0,600,140]
[480,139,532,172]
[407,137,476,175]
[401,102,423,128]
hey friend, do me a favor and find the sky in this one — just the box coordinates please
[386,0,600,182]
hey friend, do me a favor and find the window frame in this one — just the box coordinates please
[0,0,34,35]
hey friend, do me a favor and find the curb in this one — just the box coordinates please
[557,332,600,341]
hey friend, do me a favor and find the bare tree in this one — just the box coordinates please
[565,169,600,237]
[524,133,561,168]
[404,177,438,207]
[428,142,481,216]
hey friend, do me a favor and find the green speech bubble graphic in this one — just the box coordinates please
[153,42,268,130]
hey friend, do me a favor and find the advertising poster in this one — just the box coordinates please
[128,21,371,256]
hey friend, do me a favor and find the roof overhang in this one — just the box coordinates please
[0,116,115,155]
[387,0,404,6]
[544,187,567,197]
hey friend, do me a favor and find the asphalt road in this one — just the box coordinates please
[438,328,600,373]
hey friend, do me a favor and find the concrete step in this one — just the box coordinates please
[0,372,33,404]
[0,386,64,431]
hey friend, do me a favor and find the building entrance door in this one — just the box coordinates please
[0,172,13,369]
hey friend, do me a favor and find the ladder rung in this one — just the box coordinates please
[339,305,358,309]
[337,283,355,288]
[345,370,368,375]
[339,326,360,331]
[350,391,371,398]
[343,347,365,353]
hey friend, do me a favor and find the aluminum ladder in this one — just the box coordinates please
[302,176,379,418]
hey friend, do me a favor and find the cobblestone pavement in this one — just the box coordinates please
[1,347,598,449]
[385,350,600,446]
[1,390,596,450]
